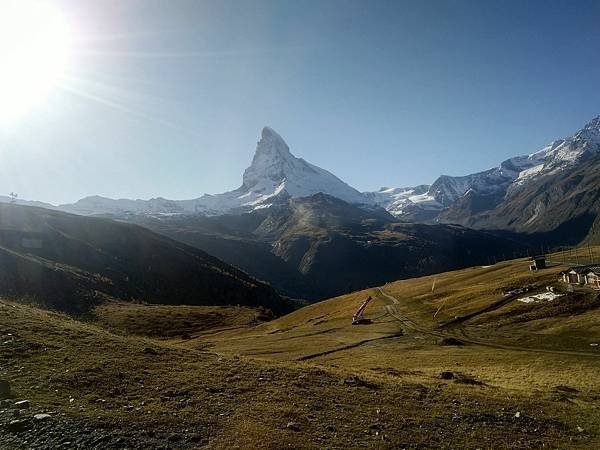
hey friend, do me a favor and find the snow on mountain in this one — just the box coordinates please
[363,185,437,217]
[59,196,185,216]
[378,115,600,218]
[15,115,600,220]
[192,126,367,214]
[58,127,369,216]
[510,116,600,191]
[0,196,56,210]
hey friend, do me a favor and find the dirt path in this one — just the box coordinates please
[376,287,600,358]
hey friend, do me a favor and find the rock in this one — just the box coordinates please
[440,371,455,380]
[286,421,301,431]
[438,337,464,346]
[577,426,585,433]
[143,347,158,355]
[555,385,579,393]
[514,411,521,418]
[0,380,10,399]
[7,419,29,433]
[33,413,52,421]
[454,377,483,385]
[13,400,29,409]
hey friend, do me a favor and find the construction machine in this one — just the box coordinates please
[352,296,373,325]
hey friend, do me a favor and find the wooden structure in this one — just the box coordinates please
[559,265,600,288]
[529,256,546,271]
[584,267,600,290]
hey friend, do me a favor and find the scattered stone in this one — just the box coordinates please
[33,413,52,421]
[143,347,158,356]
[0,380,10,399]
[440,371,455,380]
[438,337,464,346]
[577,426,585,433]
[514,411,521,418]
[286,421,301,431]
[7,419,29,433]
[454,377,483,386]
[13,400,29,409]
[340,376,378,389]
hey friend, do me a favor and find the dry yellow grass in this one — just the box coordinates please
[92,301,264,338]
[2,252,600,448]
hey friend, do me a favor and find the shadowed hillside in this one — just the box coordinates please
[132,194,532,300]
[0,204,291,315]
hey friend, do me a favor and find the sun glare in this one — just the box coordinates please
[0,0,72,122]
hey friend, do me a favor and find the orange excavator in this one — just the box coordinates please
[352,296,373,325]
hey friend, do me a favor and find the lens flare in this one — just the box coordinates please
[0,0,72,121]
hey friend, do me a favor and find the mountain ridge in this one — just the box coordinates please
[4,115,600,244]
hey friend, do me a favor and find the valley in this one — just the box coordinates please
[2,3,598,448]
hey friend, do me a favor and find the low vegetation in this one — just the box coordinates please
[2,251,600,448]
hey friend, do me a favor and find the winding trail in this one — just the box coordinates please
[376,287,600,358]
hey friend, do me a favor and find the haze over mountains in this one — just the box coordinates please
[0,203,288,314]
[131,194,527,300]
[17,115,598,243]
[2,116,599,302]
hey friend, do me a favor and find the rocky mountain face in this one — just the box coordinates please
[434,116,600,237]
[132,193,530,300]
[59,127,367,216]
[367,116,600,242]
[0,203,289,314]
[19,116,600,245]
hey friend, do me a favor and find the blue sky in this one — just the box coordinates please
[1,0,600,204]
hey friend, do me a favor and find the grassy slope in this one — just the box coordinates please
[92,302,268,338]
[2,251,600,448]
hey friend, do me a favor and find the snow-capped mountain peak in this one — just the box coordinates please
[243,126,308,189]
[56,127,367,216]
[573,115,600,144]
[241,126,365,205]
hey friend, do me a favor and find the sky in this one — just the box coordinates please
[1,0,599,204]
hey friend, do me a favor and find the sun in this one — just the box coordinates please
[0,0,72,122]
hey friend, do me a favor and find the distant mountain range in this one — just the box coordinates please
[12,114,597,244]
[2,115,598,302]
[130,193,529,300]
[55,126,366,216]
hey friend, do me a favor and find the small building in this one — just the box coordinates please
[560,265,600,287]
[584,266,600,290]
[529,256,546,271]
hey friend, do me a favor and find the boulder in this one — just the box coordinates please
[438,337,464,346]
[7,419,29,433]
[0,380,10,399]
